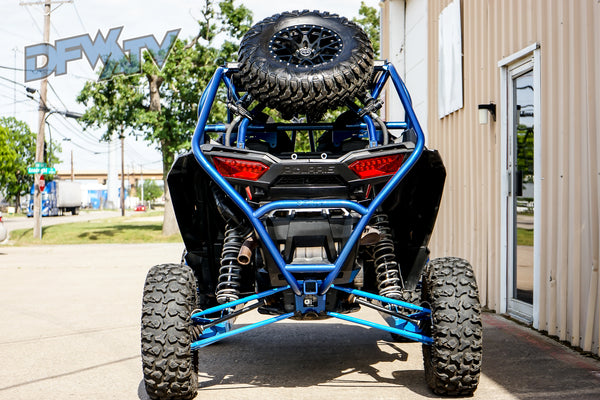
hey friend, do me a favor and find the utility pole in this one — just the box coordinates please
[120,129,125,217]
[13,47,18,117]
[21,0,73,238]
[32,1,50,239]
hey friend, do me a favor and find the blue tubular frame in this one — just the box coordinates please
[204,121,408,133]
[189,62,431,345]
[192,312,295,349]
[327,312,431,344]
[191,62,425,296]
[329,285,432,344]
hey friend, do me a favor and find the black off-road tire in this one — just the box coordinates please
[237,10,374,119]
[421,257,482,396]
[141,263,198,400]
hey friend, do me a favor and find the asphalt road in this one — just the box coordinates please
[1,243,600,400]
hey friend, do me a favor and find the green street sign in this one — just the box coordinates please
[34,162,47,168]
[27,166,56,174]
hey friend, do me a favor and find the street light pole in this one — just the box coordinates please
[120,130,125,217]
[140,164,144,207]
[44,110,82,168]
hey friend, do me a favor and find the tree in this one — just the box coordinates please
[77,0,253,235]
[353,1,380,57]
[138,179,163,203]
[77,74,143,140]
[0,117,60,212]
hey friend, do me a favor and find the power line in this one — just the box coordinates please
[50,20,60,37]
[46,121,108,154]
[0,64,99,83]
[0,81,28,95]
[59,116,105,143]
[45,80,89,137]
[72,0,87,31]
[0,96,28,107]
[42,108,104,148]
[0,73,28,88]
[0,99,35,108]
[12,107,41,115]
[12,47,18,117]
[0,65,35,72]
[125,142,158,164]
[41,96,59,112]
[47,80,68,109]
[0,91,29,103]
[0,89,30,102]
[145,160,163,166]
[0,27,31,41]
[50,115,107,149]
[48,122,107,154]
[47,1,68,37]
[23,5,44,36]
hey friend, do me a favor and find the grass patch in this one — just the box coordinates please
[517,228,533,246]
[9,213,182,245]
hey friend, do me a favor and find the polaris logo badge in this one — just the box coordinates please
[283,165,336,175]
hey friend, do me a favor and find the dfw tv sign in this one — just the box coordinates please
[24,27,180,82]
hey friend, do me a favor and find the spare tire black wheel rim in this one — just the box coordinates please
[268,25,343,67]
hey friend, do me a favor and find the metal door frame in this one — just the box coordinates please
[499,43,541,326]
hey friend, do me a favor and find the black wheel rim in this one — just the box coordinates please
[269,25,343,67]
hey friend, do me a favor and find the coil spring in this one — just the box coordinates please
[216,226,243,304]
[372,213,403,299]
[189,312,203,341]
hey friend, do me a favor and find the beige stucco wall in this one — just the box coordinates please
[382,0,600,354]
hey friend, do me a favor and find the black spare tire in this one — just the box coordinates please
[237,10,374,119]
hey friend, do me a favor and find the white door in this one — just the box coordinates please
[502,47,540,324]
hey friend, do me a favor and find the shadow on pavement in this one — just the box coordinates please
[138,321,435,399]
[137,313,600,400]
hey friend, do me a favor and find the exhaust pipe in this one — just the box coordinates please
[360,225,381,246]
[237,234,258,265]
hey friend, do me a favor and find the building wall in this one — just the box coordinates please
[383,0,600,354]
[381,0,428,135]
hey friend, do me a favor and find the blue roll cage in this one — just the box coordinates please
[188,61,433,348]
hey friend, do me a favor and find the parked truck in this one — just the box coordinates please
[28,180,82,217]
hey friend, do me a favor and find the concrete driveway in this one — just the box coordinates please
[1,243,599,400]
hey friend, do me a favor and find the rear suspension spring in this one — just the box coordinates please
[372,213,403,299]
[216,225,243,304]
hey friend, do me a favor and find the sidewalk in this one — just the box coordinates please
[481,313,600,399]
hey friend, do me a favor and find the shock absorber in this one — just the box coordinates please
[371,213,403,299]
[216,225,243,304]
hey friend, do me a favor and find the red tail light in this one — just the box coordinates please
[348,153,406,179]
[213,156,269,181]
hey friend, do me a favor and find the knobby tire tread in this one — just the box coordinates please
[237,10,374,118]
[421,257,483,396]
[141,263,198,400]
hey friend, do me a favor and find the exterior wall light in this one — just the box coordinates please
[478,103,496,124]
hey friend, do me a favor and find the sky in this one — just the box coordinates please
[0,0,379,175]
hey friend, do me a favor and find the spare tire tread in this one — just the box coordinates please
[237,10,374,118]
